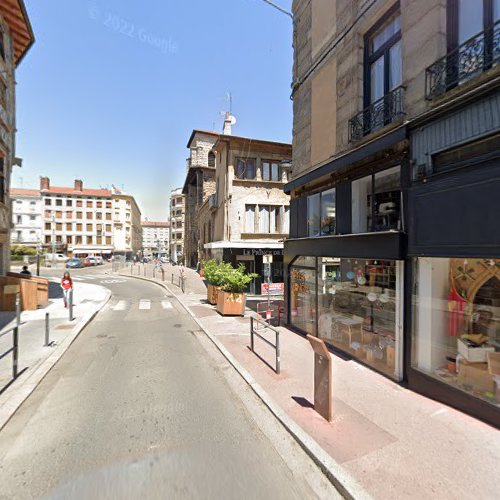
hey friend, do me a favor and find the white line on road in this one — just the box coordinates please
[112,300,128,311]
[161,301,173,309]
[139,300,151,310]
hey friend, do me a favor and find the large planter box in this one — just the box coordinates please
[216,291,246,316]
[207,284,220,305]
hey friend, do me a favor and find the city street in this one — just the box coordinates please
[0,266,337,499]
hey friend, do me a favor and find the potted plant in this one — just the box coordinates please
[216,264,258,316]
[202,259,227,305]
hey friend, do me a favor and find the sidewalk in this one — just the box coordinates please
[0,279,110,430]
[121,263,500,499]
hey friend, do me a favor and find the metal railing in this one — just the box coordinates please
[426,21,500,99]
[0,325,19,379]
[348,86,405,142]
[250,316,280,374]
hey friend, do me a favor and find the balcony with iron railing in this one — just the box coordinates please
[426,21,500,99]
[348,86,405,142]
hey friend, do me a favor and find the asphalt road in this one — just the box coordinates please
[0,266,335,499]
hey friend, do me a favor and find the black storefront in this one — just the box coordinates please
[214,247,284,295]
[284,93,500,427]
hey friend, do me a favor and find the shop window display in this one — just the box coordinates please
[412,258,500,406]
[290,258,317,335]
[318,257,403,379]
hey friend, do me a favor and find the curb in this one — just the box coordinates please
[121,272,371,500]
[0,287,112,431]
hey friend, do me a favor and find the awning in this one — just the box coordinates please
[204,241,284,250]
[284,125,407,194]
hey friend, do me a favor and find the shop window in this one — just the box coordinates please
[290,257,317,335]
[317,257,402,380]
[351,166,401,233]
[320,188,336,235]
[245,205,256,233]
[236,158,256,179]
[307,193,321,237]
[412,257,500,407]
[262,161,281,181]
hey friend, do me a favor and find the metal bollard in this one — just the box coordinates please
[69,292,74,322]
[131,263,133,274]
[153,267,155,279]
[171,273,174,284]
[45,312,50,346]
[15,293,21,327]
[161,268,165,281]
[12,326,18,378]
[144,265,146,277]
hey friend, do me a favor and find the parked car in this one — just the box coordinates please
[160,256,169,264]
[45,253,68,263]
[95,256,104,265]
[84,257,97,267]
[66,258,84,269]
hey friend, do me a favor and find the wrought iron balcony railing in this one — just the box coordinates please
[348,86,405,142]
[426,21,500,99]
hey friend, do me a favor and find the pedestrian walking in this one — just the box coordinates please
[61,271,73,308]
[20,265,31,276]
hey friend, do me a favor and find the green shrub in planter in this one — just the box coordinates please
[220,264,258,293]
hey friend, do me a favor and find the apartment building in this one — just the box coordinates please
[112,190,142,259]
[169,188,185,263]
[287,0,500,427]
[0,1,34,273]
[10,188,42,247]
[36,177,142,259]
[204,135,292,295]
[142,220,170,257]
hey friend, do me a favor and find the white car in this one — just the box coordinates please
[160,256,169,264]
[45,253,68,262]
[95,256,104,265]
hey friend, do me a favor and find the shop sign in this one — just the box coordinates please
[261,283,284,295]
[263,254,273,264]
[243,249,283,257]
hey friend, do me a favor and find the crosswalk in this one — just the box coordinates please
[109,299,175,312]
[70,274,113,282]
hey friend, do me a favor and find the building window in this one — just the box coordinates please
[320,188,336,236]
[45,222,51,230]
[16,215,22,224]
[0,28,5,61]
[67,212,73,219]
[86,200,92,207]
[87,212,93,219]
[106,224,111,232]
[351,166,401,233]
[55,211,62,218]
[245,205,256,233]
[258,205,281,233]
[67,199,73,207]
[45,199,52,206]
[45,235,51,244]
[366,9,402,107]
[106,201,112,208]
[106,213,111,220]
[87,236,92,244]
[66,223,72,230]
[236,158,256,179]
[96,202,102,208]
[412,257,500,407]
[76,211,82,219]
[86,223,92,231]
[76,236,82,244]
[283,207,290,234]
[106,236,112,244]
[76,223,83,231]
[56,223,62,231]
[96,212,102,220]
[76,200,82,207]
[262,161,281,182]
[56,199,62,206]
[30,215,36,221]
[67,236,73,244]
[208,151,215,168]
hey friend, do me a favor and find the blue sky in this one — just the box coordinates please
[13,0,293,220]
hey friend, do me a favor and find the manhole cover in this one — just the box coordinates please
[55,324,74,330]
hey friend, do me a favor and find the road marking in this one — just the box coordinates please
[139,300,151,310]
[100,279,127,284]
[112,300,128,311]
[161,301,173,309]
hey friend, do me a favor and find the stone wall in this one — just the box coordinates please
[291,0,448,183]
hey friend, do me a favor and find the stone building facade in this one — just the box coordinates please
[182,130,219,268]
[287,0,500,428]
[0,1,34,273]
[205,135,292,295]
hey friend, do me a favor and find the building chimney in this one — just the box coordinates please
[40,176,50,191]
[223,111,232,135]
[74,179,83,191]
